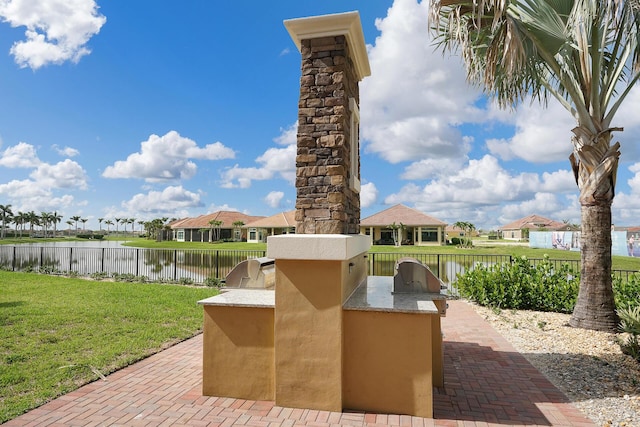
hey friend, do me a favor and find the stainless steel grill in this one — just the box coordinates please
[224,257,275,289]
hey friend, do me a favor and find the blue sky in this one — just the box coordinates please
[1,0,640,232]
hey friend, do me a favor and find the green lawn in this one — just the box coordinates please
[0,271,217,423]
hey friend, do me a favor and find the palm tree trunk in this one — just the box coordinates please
[568,126,620,332]
[570,203,618,331]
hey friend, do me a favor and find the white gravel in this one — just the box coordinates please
[471,304,640,427]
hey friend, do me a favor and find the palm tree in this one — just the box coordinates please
[70,215,81,235]
[114,217,122,235]
[66,220,74,236]
[105,219,114,234]
[81,218,88,231]
[232,221,245,242]
[40,211,52,238]
[119,218,128,235]
[429,0,640,331]
[51,211,62,238]
[13,211,26,238]
[453,221,475,248]
[208,219,223,242]
[98,217,104,232]
[128,218,136,234]
[26,211,39,237]
[0,204,13,239]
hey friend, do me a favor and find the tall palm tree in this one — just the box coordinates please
[105,219,114,234]
[128,218,136,234]
[0,204,13,239]
[66,220,74,236]
[114,217,121,235]
[81,218,88,231]
[429,0,640,331]
[98,217,104,231]
[208,219,223,242]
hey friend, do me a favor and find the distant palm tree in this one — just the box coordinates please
[232,221,245,242]
[114,217,122,235]
[0,204,13,239]
[66,220,74,236]
[128,218,136,234]
[208,220,223,243]
[98,217,104,231]
[51,211,62,238]
[105,219,114,234]
[81,218,88,231]
[119,218,128,234]
[13,211,26,238]
[26,211,39,237]
[40,212,52,238]
[70,215,81,234]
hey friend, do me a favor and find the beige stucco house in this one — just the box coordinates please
[499,214,566,241]
[244,210,297,243]
[170,211,265,242]
[360,204,447,246]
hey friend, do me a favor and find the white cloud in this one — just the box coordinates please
[0,0,106,69]
[0,141,41,168]
[103,131,235,183]
[52,144,79,157]
[360,0,483,165]
[360,182,378,208]
[30,159,89,189]
[486,102,575,163]
[122,185,204,214]
[0,179,75,212]
[264,191,284,208]
[384,154,580,227]
[220,125,296,188]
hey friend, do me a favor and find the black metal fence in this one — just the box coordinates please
[0,246,637,293]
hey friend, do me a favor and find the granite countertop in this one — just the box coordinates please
[343,276,445,314]
[198,289,275,308]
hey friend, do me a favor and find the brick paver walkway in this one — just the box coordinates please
[4,300,595,426]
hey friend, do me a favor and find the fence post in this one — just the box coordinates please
[40,247,44,270]
[69,247,73,271]
[12,246,15,271]
[173,250,177,280]
[215,250,220,279]
[437,254,441,279]
[135,249,139,277]
[101,248,105,273]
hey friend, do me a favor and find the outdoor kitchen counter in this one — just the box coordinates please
[343,275,446,314]
[198,289,275,308]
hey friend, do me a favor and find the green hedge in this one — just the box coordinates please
[456,255,640,312]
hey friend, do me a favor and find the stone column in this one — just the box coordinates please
[285,11,370,234]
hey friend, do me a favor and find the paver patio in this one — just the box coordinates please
[4,300,595,426]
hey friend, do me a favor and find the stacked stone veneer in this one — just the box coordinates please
[295,35,360,235]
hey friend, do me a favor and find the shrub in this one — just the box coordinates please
[455,255,579,313]
[178,277,194,286]
[450,237,461,246]
[612,273,640,310]
[617,305,640,362]
[204,277,223,288]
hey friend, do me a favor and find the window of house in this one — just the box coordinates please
[249,228,257,241]
[177,230,184,241]
[421,229,438,242]
[349,97,361,193]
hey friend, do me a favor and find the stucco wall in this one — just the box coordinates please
[202,305,274,401]
[343,310,434,418]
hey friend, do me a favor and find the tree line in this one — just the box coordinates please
[0,204,173,240]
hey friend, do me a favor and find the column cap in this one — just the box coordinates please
[267,234,371,260]
[284,11,371,81]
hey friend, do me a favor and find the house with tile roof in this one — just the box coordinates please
[244,210,297,243]
[169,211,265,242]
[360,204,447,246]
[499,214,566,241]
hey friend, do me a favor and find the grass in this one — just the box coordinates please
[0,271,218,423]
